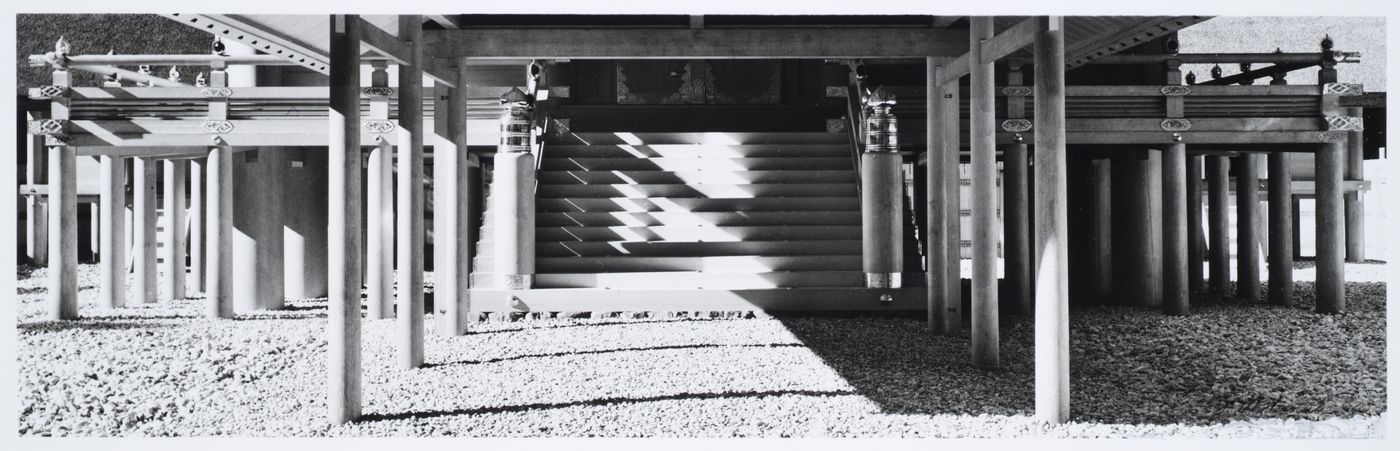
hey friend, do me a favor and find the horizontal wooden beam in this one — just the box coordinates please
[358,18,412,66]
[1067,117,1322,132]
[1090,52,1357,65]
[64,86,515,102]
[939,53,970,85]
[29,54,300,67]
[980,18,1038,64]
[423,28,968,59]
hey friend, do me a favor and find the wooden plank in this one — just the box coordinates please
[32,54,297,67]
[980,18,1038,64]
[395,15,426,370]
[70,86,325,100]
[1314,142,1345,313]
[1067,118,1323,132]
[1032,15,1070,425]
[938,53,969,85]
[1162,143,1188,315]
[422,28,968,59]
[1055,84,1320,97]
[969,17,1000,369]
[1267,151,1294,306]
[326,13,363,425]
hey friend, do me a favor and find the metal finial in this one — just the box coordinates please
[212,36,228,56]
[138,64,151,76]
[1165,36,1179,55]
[167,66,181,83]
[500,87,530,105]
[1185,71,1196,85]
[1239,62,1252,72]
[1209,64,1222,79]
[863,86,895,108]
[107,48,114,55]
[1274,47,1283,54]
[55,36,71,56]
[195,72,208,87]
[1321,34,1334,51]
[528,60,544,80]
[105,71,119,82]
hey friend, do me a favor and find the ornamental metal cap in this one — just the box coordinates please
[168,66,182,83]
[863,86,895,108]
[212,36,228,56]
[1185,71,1196,85]
[55,36,71,56]
[1321,34,1334,51]
[195,72,208,87]
[500,87,530,106]
[1209,64,1222,79]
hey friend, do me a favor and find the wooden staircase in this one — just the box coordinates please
[465,131,927,313]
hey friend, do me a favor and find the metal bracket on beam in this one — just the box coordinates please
[200,120,235,134]
[1160,119,1193,131]
[362,87,395,97]
[1325,116,1364,131]
[28,85,69,99]
[363,120,396,134]
[1322,83,1364,96]
[1001,119,1033,132]
[28,119,68,136]
[1160,86,1191,96]
[201,87,233,98]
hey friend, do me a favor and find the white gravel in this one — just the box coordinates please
[14,263,1387,437]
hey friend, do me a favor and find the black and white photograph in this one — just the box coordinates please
[5,0,1395,443]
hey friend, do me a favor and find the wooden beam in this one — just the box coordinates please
[940,76,963,337]
[425,14,460,29]
[1198,62,1314,86]
[432,73,468,336]
[423,28,967,59]
[1344,109,1365,262]
[395,14,426,370]
[1267,151,1294,306]
[1032,15,1069,424]
[932,16,962,28]
[31,54,298,67]
[359,17,412,65]
[1314,142,1345,313]
[938,53,970,85]
[969,17,1000,369]
[980,18,1038,64]
[327,13,363,425]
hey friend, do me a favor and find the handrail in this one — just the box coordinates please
[845,65,868,194]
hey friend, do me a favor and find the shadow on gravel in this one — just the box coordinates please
[425,343,804,368]
[358,389,857,422]
[17,320,177,332]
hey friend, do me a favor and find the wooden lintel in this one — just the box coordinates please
[423,28,967,59]
[932,16,962,28]
[425,14,460,29]
[358,18,413,65]
[75,146,211,158]
[939,53,971,85]
[979,19,1038,64]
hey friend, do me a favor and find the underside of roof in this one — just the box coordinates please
[162,14,1209,76]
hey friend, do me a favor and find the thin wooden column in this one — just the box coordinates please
[1235,154,1261,301]
[1003,142,1030,315]
[926,58,949,333]
[1186,154,1205,293]
[188,158,205,295]
[327,14,363,424]
[1090,157,1112,302]
[968,17,999,368]
[1206,156,1230,296]
[940,78,962,336]
[396,14,426,369]
[1162,143,1188,315]
[366,62,394,320]
[432,64,469,337]
[27,113,49,266]
[133,157,158,305]
[161,159,187,300]
[99,155,126,309]
[48,144,78,320]
[1344,107,1365,262]
[1267,151,1293,306]
[1315,141,1345,313]
[1032,15,1069,424]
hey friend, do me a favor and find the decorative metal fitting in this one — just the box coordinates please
[200,120,234,134]
[879,294,894,304]
[201,87,232,97]
[499,87,534,154]
[1321,34,1334,51]
[1185,71,1197,85]
[1322,83,1363,96]
[168,66,181,83]
[362,120,395,134]
[1160,118,1193,131]
[1160,86,1191,96]
[1172,133,1184,142]
[865,273,902,289]
[503,275,533,290]
[1317,131,1348,142]
[1165,36,1179,55]
[1209,64,1222,79]
[1013,133,1025,143]
[1001,119,1033,133]
[825,86,848,98]
[862,87,898,153]
[195,72,208,87]
[1001,86,1032,96]
[212,36,228,56]
[1325,116,1364,131]
[28,85,68,99]
[55,36,71,56]
[28,119,67,136]
[362,86,394,97]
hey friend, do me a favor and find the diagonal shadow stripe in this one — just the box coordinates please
[358,389,858,422]
[424,343,806,368]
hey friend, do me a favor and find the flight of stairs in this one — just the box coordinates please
[468,131,925,298]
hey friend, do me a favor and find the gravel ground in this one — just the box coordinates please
[15,263,1388,437]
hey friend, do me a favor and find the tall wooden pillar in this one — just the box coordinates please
[233,151,284,311]
[1032,15,1069,424]
[395,15,426,369]
[1110,148,1162,307]
[1267,151,1293,306]
[1235,154,1261,300]
[207,146,233,319]
[366,62,395,320]
[1162,143,1188,315]
[26,112,49,266]
[1205,156,1230,296]
[860,89,903,289]
[1344,107,1365,262]
[133,157,158,305]
[1003,142,1030,315]
[926,58,949,332]
[99,155,126,309]
[1315,141,1345,313]
[495,87,537,291]
[432,62,469,337]
[1090,157,1112,302]
[161,159,187,300]
[968,17,999,368]
[188,158,205,295]
[1186,154,1205,293]
[326,14,363,424]
[48,144,78,320]
[940,77,962,336]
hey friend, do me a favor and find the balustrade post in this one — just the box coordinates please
[494,88,536,290]
[860,87,903,289]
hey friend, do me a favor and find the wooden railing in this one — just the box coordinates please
[845,64,868,193]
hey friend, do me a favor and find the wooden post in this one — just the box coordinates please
[48,144,78,320]
[396,15,426,369]
[940,77,962,336]
[1344,107,1365,262]
[1206,156,1230,296]
[133,157,158,304]
[161,159,187,300]
[259,152,285,309]
[926,58,948,333]
[1032,15,1069,424]
[969,17,999,368]
[327,14,363,424]
[188,158,205,295]
[495,88,537,291]
[1111,148,1162,307]
[1315,141,1345,313]
[1004,143,1030,315]
[1291,196,1302,259]
[366,62,395,320]
[860,89,903,289]
[432,63,469,336]
[1090,157,1112,302]
[1186,154,1204,293]
[1235,154,1261,301]
[26,112,49,266]
[99,155,126,309]
[207,146,233,318]
[1267,151,1293,306]
[1162,143,1188,315]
